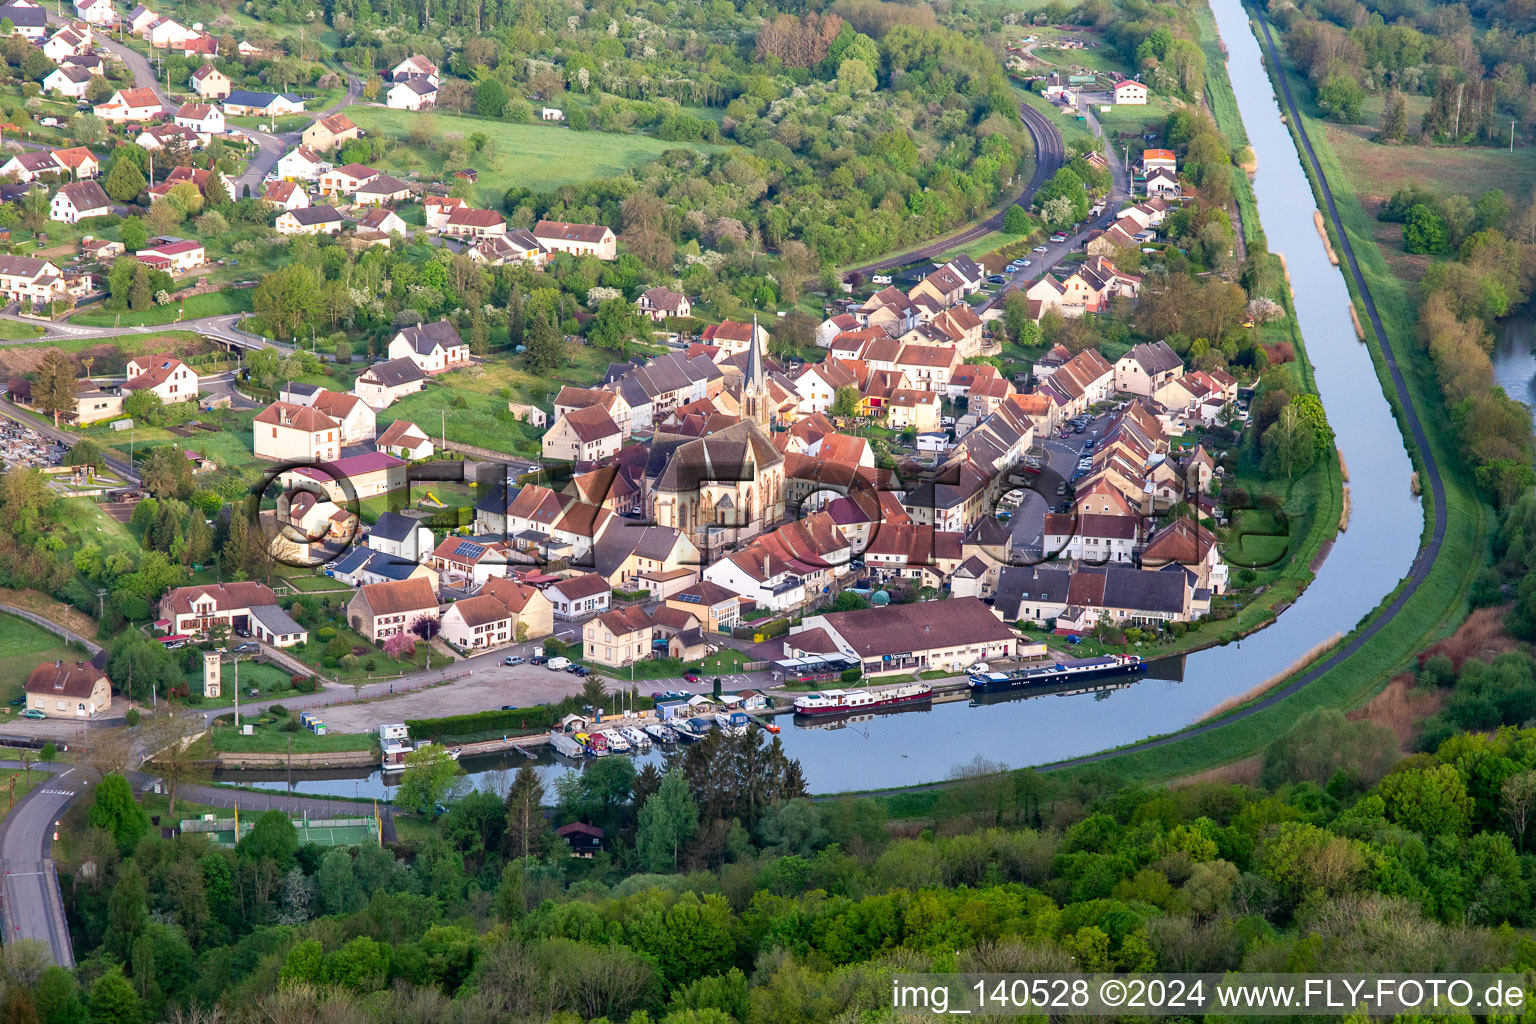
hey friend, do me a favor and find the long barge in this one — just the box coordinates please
[967,654,1146,693]
[792,683,933,716]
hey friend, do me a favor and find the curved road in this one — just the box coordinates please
[848,101,1065,276]
[1030,8,1448,774]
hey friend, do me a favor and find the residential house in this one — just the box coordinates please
[222,90,305,116]
[95,86,163,122]
[49,180,112,223]
[1115,340,1183,397]
[386,78,437,110]
[365,510,435,563]
[636,286,689,322]
[262,180,308,211]
[275,206,344,235]
[189,63,231,99]
[23,660,109,719]
[857,286,921,335]
[789,597,1016,677]
[348,577,439,642]
[144,16,194,48]
[0,256,66,308]
[279,452,404,500]
[908,264,969,308]
[532,219,616,260]
[276,145,329,180]
[1145,166,1180,196]
[74,0,115,24]
[301,112,359,152]
[252,401,339,462]
[586,523,699,591]
[1026,255,1141,318]
[1041,348,1115,418]
[317,162,378,196]
[543,405,624,463]
[583,606,653,667]
[310,389,376,444]
[134,239,205,273]
[545,573,611,620]
[376,419,433,460]
[664,581,740,633]
[124,353,197,403]
[1042,511,1140,563]
[1113,78,1148,104]
[1140,516,1228,594]
[42,65,93,98]
[0,151,65,183]
[41,22,89,60]
[422,196,464,231]
[159,581,308,646]
[136,123,203,151]
[353,357,427,409]
[442,206,506,239]
[468,229,547,268]
[893,342,961,392]
[885,388,941,431]
[792,358,858,415]
[388,321,469,375]
[0,2,46,38]
[126,5,160,35]
[1141,148,1177,173]
[390,54,438,85]
[353,174,411,207]
[429,536,513,588]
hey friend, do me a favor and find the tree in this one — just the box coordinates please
[81,727,134,783]
[122,390,163,425]
[103,863,148,962]
[1317,73,1364,123]
[239,810,298,870]
[128,264,154,313]
[140,444,193,498]
[252,264,321,338]
[581,672,608,710]
[119,217,148,252]
[474,78,509,117]
[139,706,210,815]
[1003,204,1030,234]
[397,745,465,815]
[524,314,565,373]
[1403,203,1450,254]
[636,769,698,872]
[503,765,548,860]
[1002,291,1040,346]
[1378,763,1472,836]
[383,632,416,660]
[1377,89,1407,142]
[830,385,861,418]
[32,351,76,427]
[103,158,147,203]
[836,56,875,94]
[88,774,148,855]
[1259,405,1316,480]
[1502,770,1536,851]
[87,969,143,1024]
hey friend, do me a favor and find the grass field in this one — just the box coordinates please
[69,289,254,328]
[0,614,82,708]
[0,321,42,340]
[346,107,727,206]
[211,725,376,754]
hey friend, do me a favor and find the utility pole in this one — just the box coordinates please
[1512,119,1517,152]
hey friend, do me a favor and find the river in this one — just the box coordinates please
[222,0,1424,800]
[1492,317,1536,428]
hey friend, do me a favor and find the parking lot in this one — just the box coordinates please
[999,410,1113,558]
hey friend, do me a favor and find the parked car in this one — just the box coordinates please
[19,709,45,720]
[1066,634,1085,645]
[572,666,590,676]
[530,654,549,665]
[1082,439,1096,451]
[547,657,571,671]
[1021,259,1032,267]
[683,671,701,683]
[503,655,524,666]
[1050,233,1068,242]
[1033,245,1048,253]
[986,274,1006,284]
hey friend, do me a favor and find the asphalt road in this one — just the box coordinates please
[0,764,85,967]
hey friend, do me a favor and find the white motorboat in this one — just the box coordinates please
[620,725,651,750]
[643,722,677,743]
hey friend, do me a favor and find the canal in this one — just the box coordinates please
[1493,317,1536,428]
[223,0,1425,800]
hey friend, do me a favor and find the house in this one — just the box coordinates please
[545,573,611,620]
[700,319,768,356]
[42,65,94,99]
[124,353,197,403]
[664,581,740,633]
[555,822,603,858]
[422,195,464,231]
[1040,348,1115,418]
[637,286,690,322]
[0,256,66,308]
[885,388,941,431]
[387,321,470,375]
[137,123,203,152]
[789,597,1017,677]
[262,180,308,211]
[311,389,376,444]
[1042,511,1140,563]
[0,1,46,38]
[159,581,308,646]
[144,16,194,48]
[41,24,90,62]
[0,151,64,183]
[50,147,101,179]
[440,580,552,649]
[893,342,961,392]
[376,419,433,460]
[95,87,164,122]
[279,452,404,500]
[353,174,411,207]
[318,162,378,197]
[1140,516,1228,594]
[148,166,234,204]
[74,0,115,25]
[352,207,405,237]
[386,78,437,110]
[127,5,160,35]
[1145,166,1180,197]
[1115,341,1183,397]
[1027,256,1141,318]
[583,606,653,667]
[586,522,700,590]
[993,564,1192,627]
[469,230,547,268]
[540,107,565,121]
[302,112,359,152]
[253,400,339,462]
[25,660,110,718]
[1113,78,1148,104]
[276,489,355,543]
[1141,148,1177,173]
[277,145,329,181]
[353,357,427,409]
[442,206,506,239]
[908,264,969,308]
[430,536,513,588]
[174,102,225,140]
[532,220,617,260]
[365,510,435,563]
[223,90,305,117]
[276,206,344,235]
[543,405,624,463]
[189,63,231,99]
[61,53,104,76]
[49,181,112,224]
[348,577,439,642]
[134,239,206,273]
[390,54,439,85]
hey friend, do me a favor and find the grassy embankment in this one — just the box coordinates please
[68,289,253,328]
[0,613,85,707]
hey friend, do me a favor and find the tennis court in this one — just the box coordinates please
[180,816,381,847]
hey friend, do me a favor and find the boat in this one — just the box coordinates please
[718,711,750,736]
[620,726,651,750]
[643,722,677,743]
[380,741,411,772]
[792,683,933,716]
[675,717,713,742]
[576,732,611,756]
[967,654,1147,693]
[604,730,631,753]
[548,730,587,758]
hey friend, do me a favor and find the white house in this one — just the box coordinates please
[276,145,329,181]
[1113,79,1148,104]
[124,353,198,404]
[174,102,224,141]
[376,419,433,460]
[544,573,611,620]
[386,78,437,111]
[387,321,469,375]
[275,206,344,235]
[42,65,93,98]
[50,181,113,223]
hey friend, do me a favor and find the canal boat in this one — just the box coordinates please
[792,683,933,716]
[967,654,1146,693]
[576,732,611,756]
[380,741,411,773]
[643,722,677,744]
[548,730,587,759]
[604,730,631,754]
[620,726,651,750]
[718,711,750,736]
[676,717,713,742]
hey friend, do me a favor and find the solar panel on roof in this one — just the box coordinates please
[677,593,702,604]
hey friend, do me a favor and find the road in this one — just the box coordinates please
[848,101,1065,276]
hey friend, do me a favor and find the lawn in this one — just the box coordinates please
[210,724,377,754]
[574,647,754,681]
[0,614,83,708]
[358,480,478,524]
[0,321,42,340]
[345,106,728,206]
[179,660,306,709]
[68,289,254,328]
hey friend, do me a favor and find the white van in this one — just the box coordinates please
[547,656,571,671]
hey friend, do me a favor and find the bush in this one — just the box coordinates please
[316,627,337,642]
[281,717,301,732]
[125,709,140,726]
[365,658,376,671]
[323,657,339,669]
[840,667,862,683]
[270,704,288,717]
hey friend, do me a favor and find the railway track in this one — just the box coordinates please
[849,100,1066,276]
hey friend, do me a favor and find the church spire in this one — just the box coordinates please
[744,315,769,428]
[746,314,764,395]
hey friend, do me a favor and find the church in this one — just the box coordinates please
[648,324,786,556]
